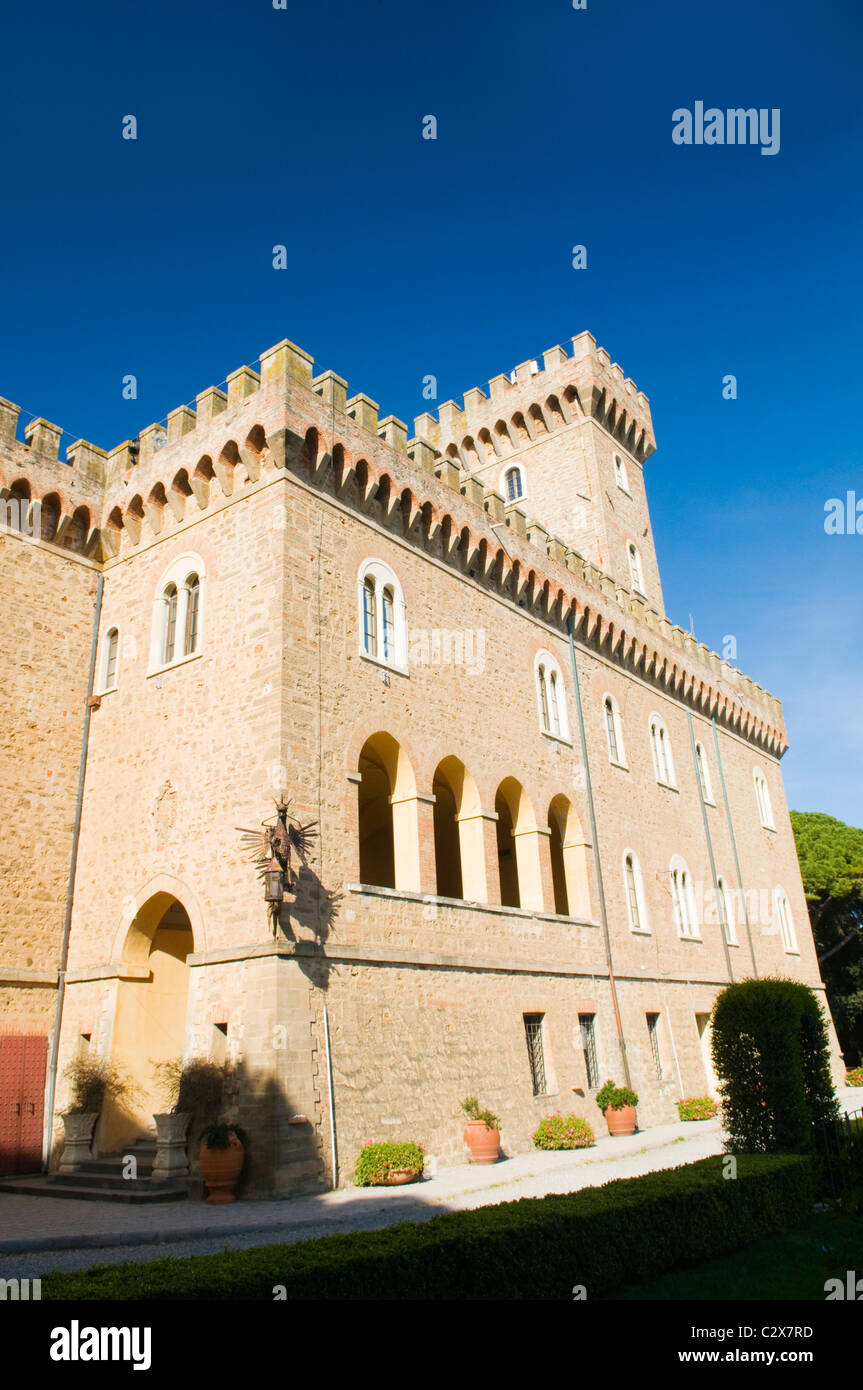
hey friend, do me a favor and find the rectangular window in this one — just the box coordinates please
[579,1013,599,1089]
[523,1013,547,1095]
[647,1013,662,1079]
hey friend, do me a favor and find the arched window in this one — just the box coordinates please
[623,850,649,933]
[184,573,200,656]
[717,875,737,945]
[627,541,645,594]
[100,627,119,692]
[535,651,569,740]
[432,757,484,902]
[649,714,676,787]
[670,855,699,940]
[774,888,798,953]
[614,454,631,495]
[149,553,206,674]
[163,584,178,664]
[694,741,715,804]
[357,559,407,670]
[604,695,626,766]
[494,778,543,911]
[753,768,775,829]
[502,465,525,503]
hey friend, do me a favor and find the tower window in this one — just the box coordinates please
[503,465,525,502]
[646,1013,662,1079]
[535,652,569,740]
[627,541,645,595]
[357,559,407,671]
[614,454,631,495]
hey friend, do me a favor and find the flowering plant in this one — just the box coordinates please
[532,1112,595,1150]
[677,1096,718,1121]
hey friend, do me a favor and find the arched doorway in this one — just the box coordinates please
[104,894,194,1151]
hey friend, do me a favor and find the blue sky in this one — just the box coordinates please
[2,0,861,822]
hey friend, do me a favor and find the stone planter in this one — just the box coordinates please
[58,1112,98,1172]
[152,1112,192,1177]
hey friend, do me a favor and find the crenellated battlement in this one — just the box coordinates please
[413,331,657,465]
[0,332,784,750]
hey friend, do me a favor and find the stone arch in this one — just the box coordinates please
[547,794,591,919]
[494,776,541,910]
[215,440,240,496]
[356,732,421,891]
[193,455,215,508]
[169,468,193,521]
[105,882,201,1150]
[62,505,91,553]
[432,755,485,902]
[40,492,61,542]
[125,495,144,546]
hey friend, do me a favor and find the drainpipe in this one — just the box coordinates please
[323,1003,338,1188]
[711,717,759,978]
[566,617,631,1087]
[687,712,734,983]
[42,571,104,1168]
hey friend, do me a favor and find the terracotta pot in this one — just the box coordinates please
[464,1120,500,1164]
[385,1167,418,1185]
[59,1112,98,1172]
[152,1112,191,1178]
[605,1104,637,1137]
[199,1133,244,1203]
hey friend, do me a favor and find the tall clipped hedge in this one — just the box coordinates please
[712,977,839,1152]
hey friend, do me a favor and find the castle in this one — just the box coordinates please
[0,330,845,1192]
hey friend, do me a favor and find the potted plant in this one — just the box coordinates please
[595,1079,639,1136]
[198,1121,247,1203]
[353,1140,425,1186]
[461,1095,501,1164]
[151,1059,224,1178]
[532,1112,595,1150]
[58,1057,132,1172]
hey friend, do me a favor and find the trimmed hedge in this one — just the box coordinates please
[42,1154,814,1302]
[712,978,838,1153]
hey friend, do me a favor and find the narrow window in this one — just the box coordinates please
[624,853,641,930]
[505,466,524,502]
[671,860,697,939]
[776,891,797,953]
[163,584,178,664]
[537,665,550,733]
[363,575,377,657]
[524,1013,547,1095]
[628,542,645,594]
[717,876,737,945]
[614,454,630,493]
[184,573,200,655]
[646,1013,662,1079]
[548,671,561,737]
[381,586,395,662]
[104,628,119,689]
[579,1013,599,1089]
[695,742,713,803]
[605,697,619,762]
[754,771,775,829]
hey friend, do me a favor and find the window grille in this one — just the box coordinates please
[524,1013,547,1095]
[579,1013,599,1088]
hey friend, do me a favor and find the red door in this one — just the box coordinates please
[0,1036,48,1175]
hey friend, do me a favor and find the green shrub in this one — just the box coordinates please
[846,1066,863,1088]
[41,1154,814,1302]
[461,1095,500,1130]
[677,1097,719,1121]
[595,1079,638,1112]
[199,1122,246,1149]
[712,978,839,1154]
[532,1112,595,1150]
[353,1141,425,1186]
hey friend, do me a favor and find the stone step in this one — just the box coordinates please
[0,1177,188,1205]
[50,1171,170,1192]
